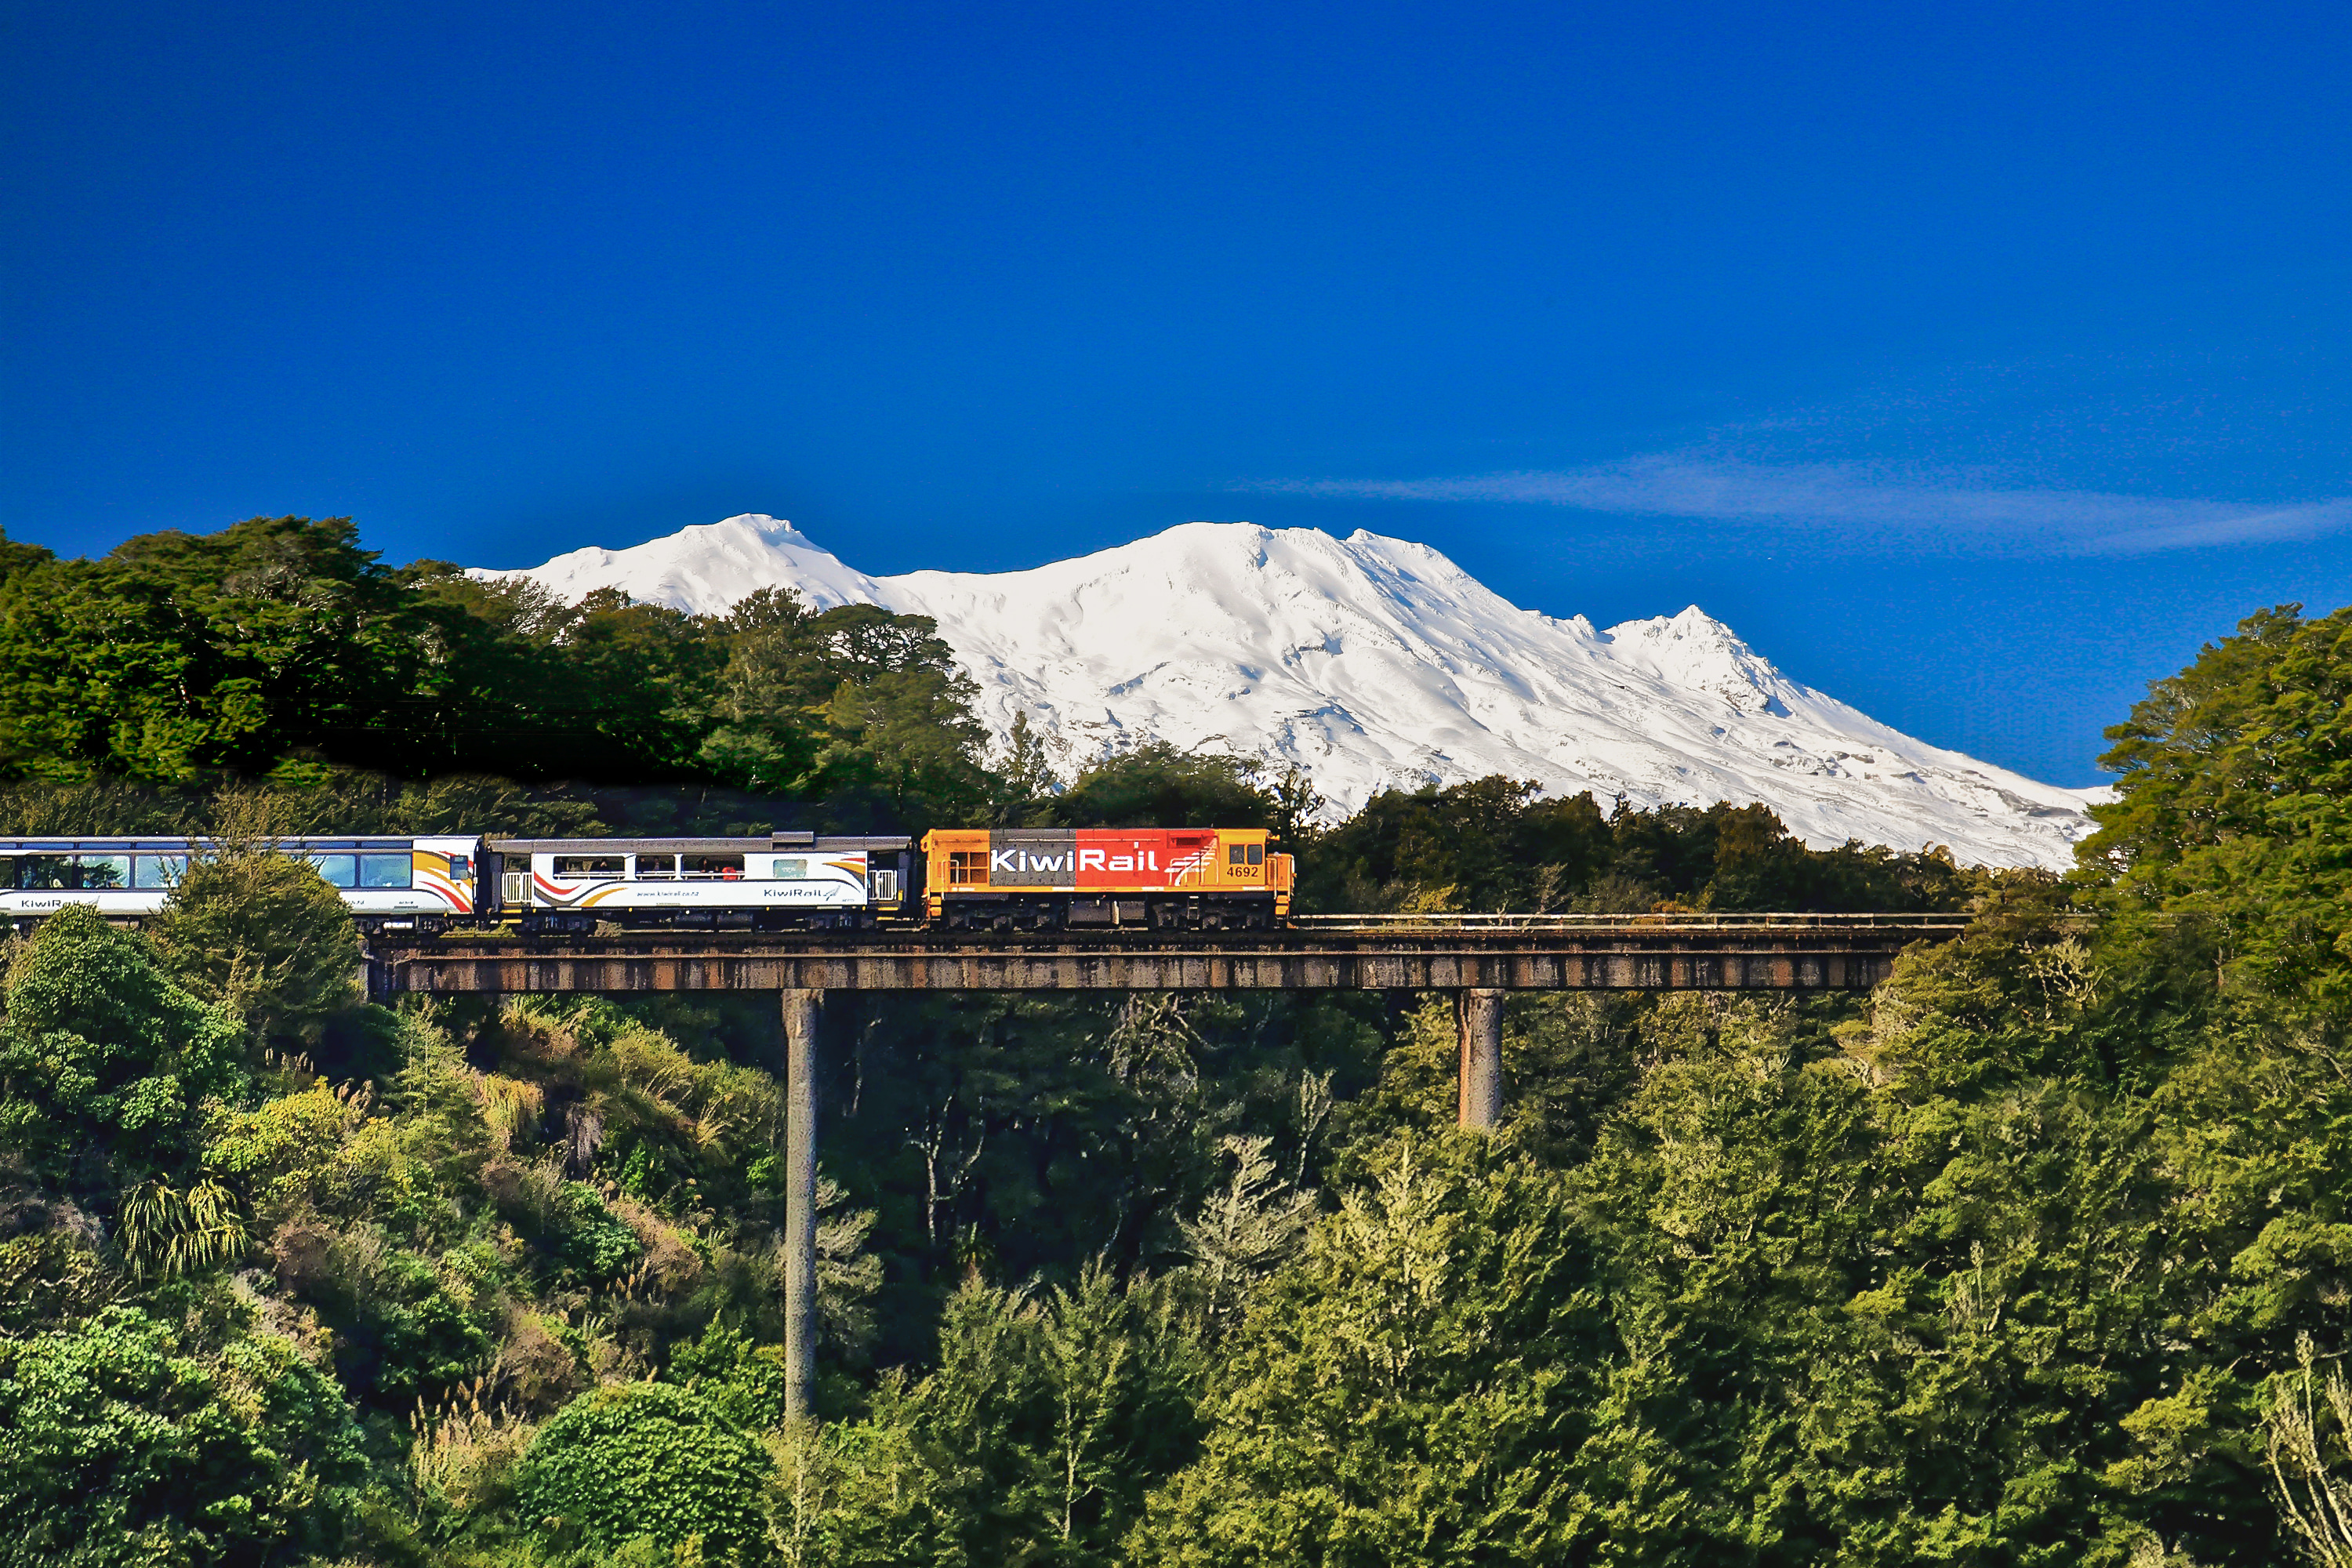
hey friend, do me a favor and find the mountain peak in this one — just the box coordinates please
[474,514,883,616]
[478,514,2099,867]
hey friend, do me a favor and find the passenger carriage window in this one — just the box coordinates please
[682,855,743,880]
[20,855,73,890]
[633,855,677,880]
[554,856,624,878]
[307,854,358,888]
[75,855,131,889]
[360,853,411,888]
[771,858,808,879]
[134,855,187,889]
[0,858,13,889]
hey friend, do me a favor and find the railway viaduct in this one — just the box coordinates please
[366,911,1968,1417]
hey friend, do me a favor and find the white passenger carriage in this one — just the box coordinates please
[492,835,912,933]
[0,837,485,934]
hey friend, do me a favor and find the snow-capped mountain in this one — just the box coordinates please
[477,514,2103,869]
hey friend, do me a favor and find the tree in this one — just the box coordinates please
[1054,742,1277,829]
[151,847,364,1041]
[0,515,470,782]
[2080,604,2352,1020]
[1173,1133,1314,1336]
[788,1266,1206,1567]
[1136,1134,1602,1566]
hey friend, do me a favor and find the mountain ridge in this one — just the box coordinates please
[475,514,2101,869]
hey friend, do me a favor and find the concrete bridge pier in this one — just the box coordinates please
[1457,988,1503,1131]
[780,989,821,1422]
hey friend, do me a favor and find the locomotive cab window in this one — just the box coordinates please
[681,855,744,880]
[1248,844,1264,866]
[134,855,187,889]
[948,851,987,885]
[633,855,677,880]
[360,853,411,888]
[554,855,623,878]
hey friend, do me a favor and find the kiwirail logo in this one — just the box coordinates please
[990,848,1076,877]
[1077,849,1162,873]
[985,830,1080,887]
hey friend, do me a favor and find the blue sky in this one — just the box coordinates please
[5,1,2347,786]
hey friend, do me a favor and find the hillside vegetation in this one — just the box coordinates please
[5,517,2352,1566]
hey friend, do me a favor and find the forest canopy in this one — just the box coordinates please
[10,516,2352,1566]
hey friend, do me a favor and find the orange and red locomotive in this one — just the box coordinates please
[919,827,1292,931]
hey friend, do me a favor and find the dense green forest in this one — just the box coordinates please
[5,516,2352,1565]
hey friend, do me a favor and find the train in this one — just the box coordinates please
[0,827,1295,935]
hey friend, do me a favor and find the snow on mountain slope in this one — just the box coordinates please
[476,514,2103,868]
[500,514,889,614]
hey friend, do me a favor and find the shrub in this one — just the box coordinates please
[552,1181,643,1279]
[479,1154,644,1281]
[280,1225,497,1403]
[517,1381,773,1561]
[0,903,244,1193]
[668,1319,789,1430]
[0,1304,365,1566]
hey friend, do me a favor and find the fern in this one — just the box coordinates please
[116,1177,248,1279]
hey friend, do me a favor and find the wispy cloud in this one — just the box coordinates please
[1252,456,2352,556]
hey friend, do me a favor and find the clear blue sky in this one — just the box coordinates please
[5,1,2347,786]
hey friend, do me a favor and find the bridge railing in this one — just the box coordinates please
[1286,911,1972,931]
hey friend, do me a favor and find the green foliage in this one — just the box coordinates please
[2083,602,2352,1022]
[0,1304,364,1567]
[548,1180,644,1279]
[786,1263,1207,1566]
[15,534,2352,1566]
[1054,742,1279,829]
[115,1175,247,1279]
[0,517,993,824]
[828,989,1379,1362]
[1138,1134,1599,1565]
[151,847,364,1040]
[0,516,463,782]
[517,1381,773,1561]
[0,1229,114,1334]
[670,1319,792,1431]
[693,585,992,811]
[0,903,244,1196]
[1299,776,1973,914]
